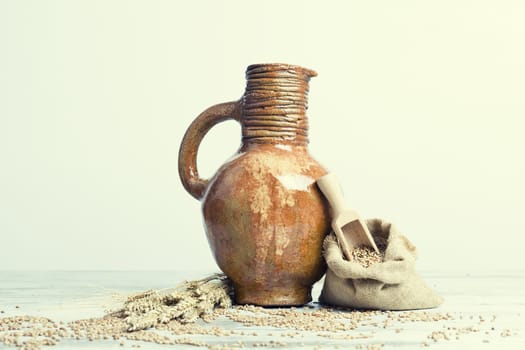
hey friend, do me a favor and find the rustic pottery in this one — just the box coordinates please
[178,63,330,306]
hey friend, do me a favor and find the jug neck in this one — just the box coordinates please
[241,63,317,146]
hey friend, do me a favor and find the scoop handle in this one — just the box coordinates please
[316,173,347,216]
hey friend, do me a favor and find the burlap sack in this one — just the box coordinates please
[319,218,443,310]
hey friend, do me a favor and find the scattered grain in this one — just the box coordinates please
[500,329,512,337]
[367,344,384,350]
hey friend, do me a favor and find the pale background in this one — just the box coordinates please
[1,0,524,272]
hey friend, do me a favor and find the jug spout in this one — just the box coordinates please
[245,63,317,78]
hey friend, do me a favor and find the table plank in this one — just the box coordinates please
[1,271,523,349]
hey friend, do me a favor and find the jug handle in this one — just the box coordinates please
[178,100,241,200]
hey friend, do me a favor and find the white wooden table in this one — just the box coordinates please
[0,271,523,349]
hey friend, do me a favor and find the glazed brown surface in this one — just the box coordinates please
[179,64,330,306]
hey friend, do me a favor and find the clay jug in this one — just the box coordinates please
[178,63,329,306]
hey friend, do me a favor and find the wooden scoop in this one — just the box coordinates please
[317,173,379,260]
